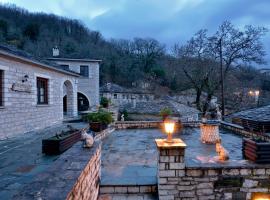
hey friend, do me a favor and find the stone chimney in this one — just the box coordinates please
[52,46,59,57]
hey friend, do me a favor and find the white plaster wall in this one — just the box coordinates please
[0,56,78,139]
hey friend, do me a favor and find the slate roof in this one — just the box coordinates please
[100,83,153,94]
[230,105,270,122]
[119,100,199,116]
[0,45,79,76]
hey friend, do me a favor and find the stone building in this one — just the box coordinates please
[0,45,100,138]
[100,83,154,106]
[47,57,100,112]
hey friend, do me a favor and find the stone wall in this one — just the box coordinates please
[115,121,199,130]
[49,60,100,108]
[66,142,101,200]
[0,56,78,139]
[14,141,101,200]
[221,121,270,141]
[156,138,270,200]
[94,127,115,141]
[115,121,161,129]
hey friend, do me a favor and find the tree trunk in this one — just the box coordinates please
[195,89,202,111]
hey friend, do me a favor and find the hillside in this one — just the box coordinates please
[0,4,269,113]
[0,4,183,90]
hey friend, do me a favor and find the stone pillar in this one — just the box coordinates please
[155,138,186,200]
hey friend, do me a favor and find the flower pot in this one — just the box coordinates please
[89,122,108,132]
[242,138,270,163]
[42,130,81,155]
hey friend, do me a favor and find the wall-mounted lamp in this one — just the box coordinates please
[22,75,29,83]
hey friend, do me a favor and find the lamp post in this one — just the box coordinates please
[164,120,175,143]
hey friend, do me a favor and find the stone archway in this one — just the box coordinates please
[63,80,77,117]
[77,92,90,112]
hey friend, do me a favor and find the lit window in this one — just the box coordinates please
[37,77,48,104]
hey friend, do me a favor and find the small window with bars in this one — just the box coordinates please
[0,70,3,106]
[37,77,48,104]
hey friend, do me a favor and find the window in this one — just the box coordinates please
[80,65,89,77]
[0,70,3,106]
[114,94,117,99]
[60,64,69,70]
[37,77,48,104]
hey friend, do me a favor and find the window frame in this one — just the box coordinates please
[80,65,89,77]
[36,77,49,105]
[0,70,3,106]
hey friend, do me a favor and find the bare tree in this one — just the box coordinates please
[132,38,165,73]
[174,21,268,114]
[208,21,268,116]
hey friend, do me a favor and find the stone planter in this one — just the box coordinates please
[243,138,270,163]
[42,130,81,155]
[89,122,108,132]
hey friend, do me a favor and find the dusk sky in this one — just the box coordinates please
[1,0,270,67]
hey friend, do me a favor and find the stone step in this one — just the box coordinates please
[98,194,158,200]
[99,185,157,195]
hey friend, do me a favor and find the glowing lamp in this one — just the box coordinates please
[164,120,175,143]
[252,192,270,200]
[255,90,260,96]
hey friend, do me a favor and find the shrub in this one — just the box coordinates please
[159,107,172,119]
[100,97,110,108]
[84,110,113,125]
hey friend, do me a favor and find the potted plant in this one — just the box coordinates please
[100,97,110,108]
[42,126,81,155]
[159,107,172,121]
[84,110,113,132]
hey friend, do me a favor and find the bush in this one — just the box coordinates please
[84,110,113,125]
[159,107,172,119]
[100,97,110,108]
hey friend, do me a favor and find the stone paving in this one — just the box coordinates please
[0,122,88,199]
[101,127,248,186]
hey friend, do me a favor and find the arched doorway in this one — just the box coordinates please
[63,80,77,117]
[77,92,90,112]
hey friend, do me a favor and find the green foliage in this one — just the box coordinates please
[100,97,110,108]
[159,107,172,117]
[122,109,128,120]
[23,23,39,41]
[0,19,8,36]
[151,67,165,79]
[84,110,113,125]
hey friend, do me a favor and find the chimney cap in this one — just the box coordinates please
[52,46,59,57]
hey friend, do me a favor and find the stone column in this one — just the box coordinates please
[155,138,187,200]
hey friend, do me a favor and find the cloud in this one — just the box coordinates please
[1,0,270,66]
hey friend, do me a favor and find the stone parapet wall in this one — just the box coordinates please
[94,127,115,141]
[156,138,270,200]
[159,165,270,200]
[115,121,161,129]
[221,121,270,141]
[99,185,157,195]
[115,121,199,130]
[14,141,101,200]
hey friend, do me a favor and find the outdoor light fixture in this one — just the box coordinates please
[22,74,29,83]
[164,120,175,143]
[251,192,270,200]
